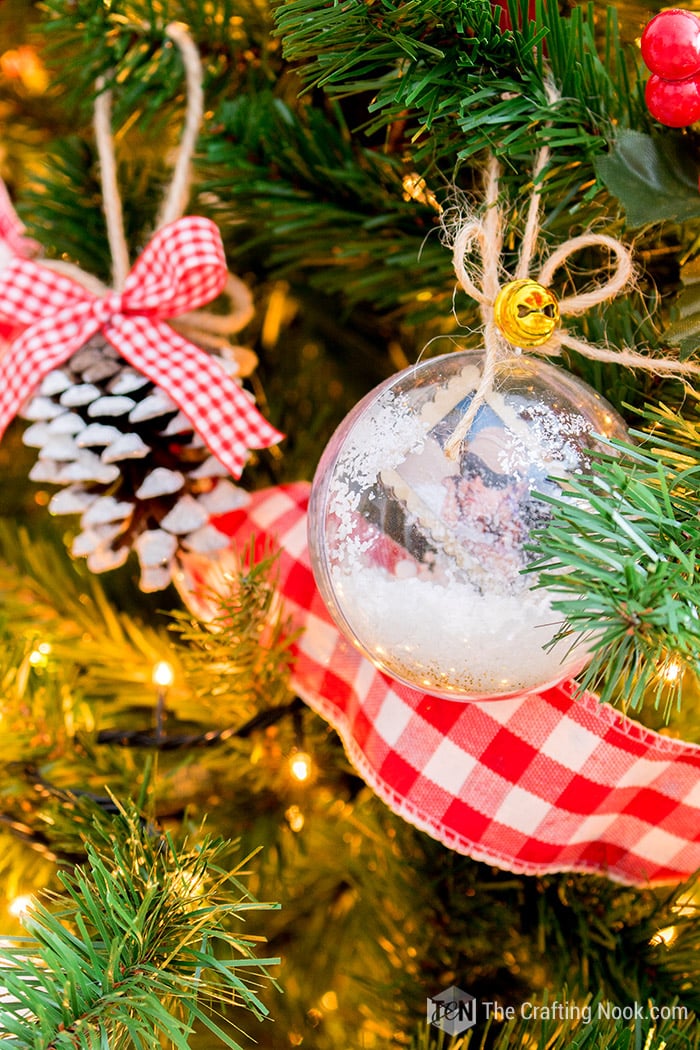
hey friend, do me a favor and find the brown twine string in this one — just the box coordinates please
[45,23,253,340]
[444,145,700,458]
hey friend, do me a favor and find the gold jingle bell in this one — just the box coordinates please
[493,278,560,348]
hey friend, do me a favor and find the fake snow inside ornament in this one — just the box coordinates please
[308,351,627,701]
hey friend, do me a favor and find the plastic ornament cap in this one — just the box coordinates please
[493,279,559,348]
[641,8,700,80]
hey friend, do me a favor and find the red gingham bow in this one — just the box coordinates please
[0,216,283,477]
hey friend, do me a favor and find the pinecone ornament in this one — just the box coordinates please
[21,335,250,591]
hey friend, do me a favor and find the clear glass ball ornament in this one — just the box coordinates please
[307,351,628,701]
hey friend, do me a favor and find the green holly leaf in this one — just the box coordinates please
[594,129,700,227]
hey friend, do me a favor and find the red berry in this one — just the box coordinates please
[491,0,537,32]
[645,71,700,127]
[641,9,700,80]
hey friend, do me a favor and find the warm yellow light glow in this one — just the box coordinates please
[285,805,305,833]
[174,870,205,905]
[662,660,682,683]
[152,661,175,688]
[650,925,677,947]
[401,172,441,211]
[28,642,52,667]
[672,890,698,917]
[289,751,313,783]
[8,896,33,918]
[320,990,339,1011]
[0,46,49,94]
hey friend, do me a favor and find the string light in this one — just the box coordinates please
[152,661,175,688]
[288,750,313,783]
[285,805,305,832]
[152,660,174,739]
[662,660,682,683]
[288,705,315,783]
[650,925,677,947]
[28,642,52,668]
[673,889,698,916]
[8,896,33,918]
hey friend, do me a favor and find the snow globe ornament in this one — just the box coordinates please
[308,351,627,700]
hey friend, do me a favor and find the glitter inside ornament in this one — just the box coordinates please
[308,351,628,701]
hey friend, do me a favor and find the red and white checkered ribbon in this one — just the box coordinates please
[0,216,283,478]
[177,482,700,886]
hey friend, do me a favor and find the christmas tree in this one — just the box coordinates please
[0,0,699,1047]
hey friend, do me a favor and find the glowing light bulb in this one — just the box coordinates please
[285,805,305,832]
[320,990,338,1011]
[8,895,33,918]
[650,925,677,947]
[289,751,313,783]
[663,660,682,682]
[152,661,174,688]
[28,642,52,667]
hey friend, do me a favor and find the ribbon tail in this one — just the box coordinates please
[106,316,283,479]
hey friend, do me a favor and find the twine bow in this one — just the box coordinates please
[0,215,283,478]
[446,150,700,457]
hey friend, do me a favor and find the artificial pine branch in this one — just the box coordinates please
[2,530,699,1042]
[17,2,277,275]
[167,543,298,722]
[199,90,448,316]
[0,522,179,711]
[408,1029,467,1049]
[460,993,698,1048]
[528,419,700,716]
[0,803,280,1050]
[276,0,648,171]
[411,841,700,1020]
[39,0,277,110]
[2,2,700,1046]
[0,528,303,865]
[18,138,161,283]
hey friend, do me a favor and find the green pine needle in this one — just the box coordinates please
[275,0,647,171]
[0,803,280,1050]
[527,417,700,718]
[167,541,298,721]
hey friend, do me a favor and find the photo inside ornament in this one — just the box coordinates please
[308,350,627,701]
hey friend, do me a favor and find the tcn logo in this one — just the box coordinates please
[427,985,477,1035]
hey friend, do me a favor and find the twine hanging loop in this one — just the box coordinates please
[444,150,700,458]
[0,22,283,475]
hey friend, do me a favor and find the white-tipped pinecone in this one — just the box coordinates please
[21,335,248,591]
